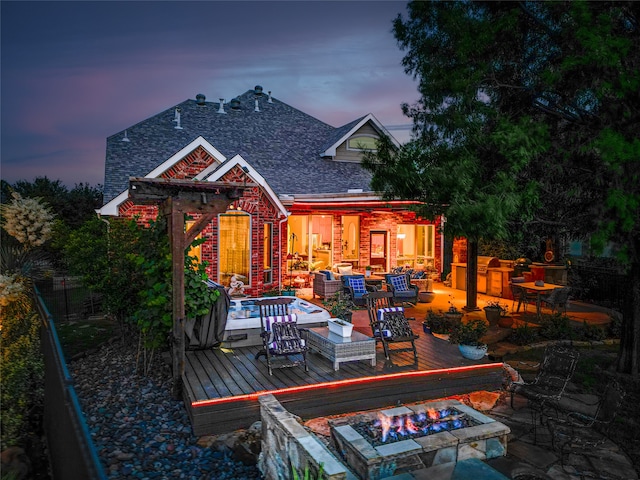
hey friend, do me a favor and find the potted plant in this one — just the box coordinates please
[322,291,356,323]
[365,265,372,278]
[483,300,508,326]
[444,295,464,322]
[448,318,489,360]
[423,310,456,340]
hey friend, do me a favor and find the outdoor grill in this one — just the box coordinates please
[477,256,500,293]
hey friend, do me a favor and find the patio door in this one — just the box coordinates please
[369,231,387,271]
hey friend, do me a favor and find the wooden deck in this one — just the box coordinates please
[182,326,504,435]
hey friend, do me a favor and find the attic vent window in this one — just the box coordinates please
[196,93,206,105]
[347,135,378,152]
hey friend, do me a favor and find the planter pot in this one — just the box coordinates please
[483,307,502,326]
[458,343,488,360]
[327,318,353,337]
[365,270,371,278]
[444,312,463,323]
[418,291,436,303]
[498,316,514,328]
[422,322,431,335]
[281,289,296,297]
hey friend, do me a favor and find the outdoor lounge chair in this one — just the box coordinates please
[384,273,419,306]
[546,378,626,477]
[509,344,579,442]
[364,291,419,362]
[254,298,308,376]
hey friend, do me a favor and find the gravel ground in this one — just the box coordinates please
[70,340,264,480]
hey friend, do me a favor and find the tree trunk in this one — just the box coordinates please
[617,259,639,376]
[465,240,479,311]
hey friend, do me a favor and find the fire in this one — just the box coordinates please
[369,407,475,446]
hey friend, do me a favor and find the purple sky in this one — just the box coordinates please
[1,1,417,188]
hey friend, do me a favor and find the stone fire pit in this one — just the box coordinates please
[329,399,509,479]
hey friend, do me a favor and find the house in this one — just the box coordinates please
[98,86,444,296]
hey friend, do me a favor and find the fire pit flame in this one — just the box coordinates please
[368,407,478,445]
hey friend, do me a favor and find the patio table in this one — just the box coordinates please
[306,327,376,371]
[518,281,564,320]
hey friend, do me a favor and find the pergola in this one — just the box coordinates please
[128,177,250,397]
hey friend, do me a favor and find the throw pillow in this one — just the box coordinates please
[348,277,366,295]
[338,265,353,276]
[390,274,409,292]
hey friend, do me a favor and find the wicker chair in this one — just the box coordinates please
[254,298,308,376]
[312,271,342,299]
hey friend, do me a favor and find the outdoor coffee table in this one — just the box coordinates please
[306,327,376,371]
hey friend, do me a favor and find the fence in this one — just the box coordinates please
[568,264,626,310]
[34,284,107,480]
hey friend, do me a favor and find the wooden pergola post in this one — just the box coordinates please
[129,178,248,398]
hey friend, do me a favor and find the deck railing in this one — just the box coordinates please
[34,284,107,480]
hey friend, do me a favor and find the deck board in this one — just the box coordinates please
[183,329,505,435]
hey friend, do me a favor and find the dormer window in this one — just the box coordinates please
[347,135,378,152]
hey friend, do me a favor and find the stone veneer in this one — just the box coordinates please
[258,394,351,480]
[329,399,509,480]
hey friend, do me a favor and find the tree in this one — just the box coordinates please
[365,1,639,374]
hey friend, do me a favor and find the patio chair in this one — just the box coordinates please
[254,298,308,376]
[341,274,376,306]
[312,270,342,299]
[510,283,531,313]
[546,379,626,476]
[364,291,419,362]
[509,344,579,442]
[384,273,419,307]
[540,287,571,314]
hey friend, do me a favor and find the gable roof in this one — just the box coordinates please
[103,88,397,204]
[320,113,400,157]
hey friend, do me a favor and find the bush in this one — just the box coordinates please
[575,321,607,342]
[448,318,488,346]
[510,322,537,346]
[1,300,44,450]
[539,313,573,340]
[425,309,457,334]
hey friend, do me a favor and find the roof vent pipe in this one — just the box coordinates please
[230,97,241,110]
[174,108,183,129]
[217,98,226,114]
[268,91,273,103]
[196,93,206,105]
[254,98,260,112]
[122,130,130,142]
[254,85,263,96]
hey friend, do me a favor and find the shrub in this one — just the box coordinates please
[449,318,488,346]
[1,300,44,450]
[510,322,537,346]
[575,321,606,342]
[539,313,573,340]
[425,310,456,334]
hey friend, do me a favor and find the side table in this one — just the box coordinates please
[306,327,376,371]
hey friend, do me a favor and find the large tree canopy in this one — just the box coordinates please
[364,1,639,374]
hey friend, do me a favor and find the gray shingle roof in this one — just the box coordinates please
[103,89,377,203]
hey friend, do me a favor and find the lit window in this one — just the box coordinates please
[219,211,250,287]
[263,223,273,284]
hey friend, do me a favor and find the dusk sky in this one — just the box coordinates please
[1,1,417,189]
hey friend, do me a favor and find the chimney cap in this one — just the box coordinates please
[254,85,264,96]
[196,93,206,105]
[230,97,241,110]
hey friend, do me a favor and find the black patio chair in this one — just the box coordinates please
[364,291,419,362]
[540,287,571,314]
[546,378,626,477]
[254,298,308,376]
[510,283,531,313]
[341,274,376,306]
[509,344,580,442]
[384,273,419,307]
